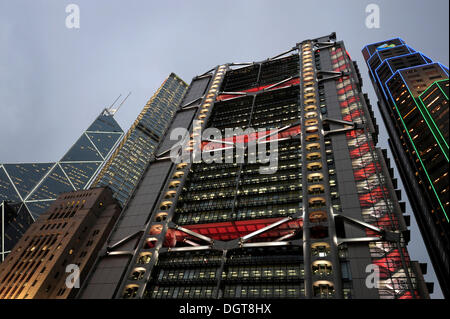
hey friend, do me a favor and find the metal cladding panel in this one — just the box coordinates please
[156,108,197,154]
[79,256,131,299]
[182,76,210,104]
[80,160,174,299]
[109,160,172,243]
[155,75,212,154]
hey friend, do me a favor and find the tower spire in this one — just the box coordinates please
[109,92,131,115]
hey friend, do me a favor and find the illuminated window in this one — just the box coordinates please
[137,252,152,264]
[123,284,139,299]
[305,119,318,126]
[130,267,146,281]
[307,152,321,160]
[306,134,319,141]
[308,173,323,183]
[311,242,331,257]
[304,98,316,105]
[309,210,327,223]
[308,184,325,194]
[305,126,319,135]
[173,171,184,179]
[305,105,317,111]
[307,162,322,171]
[155,213,168,222]
[144,237,158,249]
[306,143,320,151]
[160,201,172,210]
[313,281,334,298]
[305,111,318,119]
[150,224,163,235]
[312,261,332,276]
[309,197,326,208]
[169,181,180,189]
[305,92,316,99]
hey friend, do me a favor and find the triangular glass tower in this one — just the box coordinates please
[0,109,124,261]
[0,202,33,261]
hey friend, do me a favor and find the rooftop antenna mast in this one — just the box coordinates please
[104,94,122,115]
[107,92,131,115]
[108,94,122,110]
[114,91,132,114]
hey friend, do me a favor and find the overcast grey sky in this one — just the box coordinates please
[0,0,448,298]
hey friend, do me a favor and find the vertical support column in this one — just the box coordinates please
[1,202,4,262]
[301,39,343,298]
[299,42,312,298]
[116,66,228,299]
[310,40,344,298]
[214,250,227,299]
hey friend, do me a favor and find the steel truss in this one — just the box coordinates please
[162,214,303,253]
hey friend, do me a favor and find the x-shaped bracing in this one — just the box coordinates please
[162,213,303,253]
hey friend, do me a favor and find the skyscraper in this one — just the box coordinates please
[92,73,188,206]
[362,38,449,298]
[0,187,121,299]
[79,33,430,299]
[0,109,124,261]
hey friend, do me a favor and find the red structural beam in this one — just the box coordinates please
[164,217,303,245]
[202,125,300,151]
[216,78,300,101]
